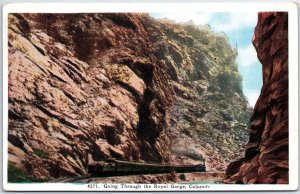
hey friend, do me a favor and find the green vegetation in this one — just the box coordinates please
[8,162,46,183]
[179,174,186,181]
[33,148,49,159]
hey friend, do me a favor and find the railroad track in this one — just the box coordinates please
[50,159,206,182]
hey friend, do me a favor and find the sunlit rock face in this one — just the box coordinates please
[8,13,174,179]
[141,17,251,172]
[225,12,288,184]
[8,13,250,179]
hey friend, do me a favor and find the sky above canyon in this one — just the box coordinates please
[150,12,262,107]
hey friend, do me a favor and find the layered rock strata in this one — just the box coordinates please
[141,17,251,171]
[8,13,173,179]
[8,13,250,180]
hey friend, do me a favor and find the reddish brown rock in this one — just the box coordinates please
[140,16,251,171]
[8,13,250,180]
[225,12,288,184]
[8,13,174,179]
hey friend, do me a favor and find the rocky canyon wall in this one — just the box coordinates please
[225,12,288,184]
[8,13,250,180]
[8,13,175,179]
[140,17,251,172]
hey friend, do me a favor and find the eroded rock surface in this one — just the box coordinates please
[141,17,251,171]
[225,12,288,184]
[8,13,250,180]
[8,13,174,179]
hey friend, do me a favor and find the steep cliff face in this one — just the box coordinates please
[8,13,174,179]
[141,17,251,171]
[8,13,250,180]
[225,12,288,184]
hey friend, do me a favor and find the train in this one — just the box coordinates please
[88,158,206,176]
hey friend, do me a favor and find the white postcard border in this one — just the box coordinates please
[2,2,299,191]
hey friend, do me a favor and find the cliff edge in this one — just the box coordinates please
[225,12,288,184]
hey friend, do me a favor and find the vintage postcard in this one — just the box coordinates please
[2,2,298,191]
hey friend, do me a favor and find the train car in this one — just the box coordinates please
[88,158,206,176]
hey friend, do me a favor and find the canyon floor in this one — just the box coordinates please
[51,172,224,184]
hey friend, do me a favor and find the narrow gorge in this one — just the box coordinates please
[225,12,288,184]
[7,12,288,184]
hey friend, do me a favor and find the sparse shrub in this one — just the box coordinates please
[8,162,46,183]
[33,148,49,159]
[179,174,186,181]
